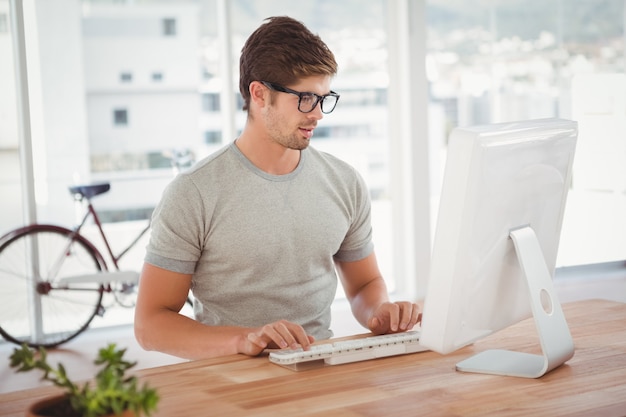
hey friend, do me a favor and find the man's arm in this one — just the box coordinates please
[335,252,421,334]
[134,263,313,360]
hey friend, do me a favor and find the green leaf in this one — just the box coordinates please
[9,343,159,416]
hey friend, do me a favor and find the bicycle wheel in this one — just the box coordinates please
[0,225,106,348]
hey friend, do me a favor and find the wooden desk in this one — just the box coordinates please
[1,299,625,416]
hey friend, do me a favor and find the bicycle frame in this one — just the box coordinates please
[76,198,150,271]
[51,195,150,287]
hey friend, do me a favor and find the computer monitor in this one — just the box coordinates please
[419,118,578,378]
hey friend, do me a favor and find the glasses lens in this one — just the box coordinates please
[295,91,339,114]
[320,95,338,114]
[298,93,319,113]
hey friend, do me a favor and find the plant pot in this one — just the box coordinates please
[27,394,136,417]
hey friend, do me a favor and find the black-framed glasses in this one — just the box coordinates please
[261,81,340,114]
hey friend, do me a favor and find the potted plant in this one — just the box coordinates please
[10,343,159,417]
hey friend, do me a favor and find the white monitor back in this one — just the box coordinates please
[420,118,578,356]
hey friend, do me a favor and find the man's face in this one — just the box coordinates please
[261,75,332,151]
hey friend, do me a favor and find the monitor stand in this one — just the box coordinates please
[455,226,575,378]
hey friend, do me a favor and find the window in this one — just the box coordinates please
[235,94,244,110]
[338,88,387,107]
[201,93,220,112]
[113,109,128,126]
[0,13,8,34]
[119,72,132,82]
[312,126,331,139]
[426,0,626,267]
[204,130,221,144]
[6,1,624,332]
[151,72,163,82]
[162,18,176,36]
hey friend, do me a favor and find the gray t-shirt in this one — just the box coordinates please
[145,142,374,340]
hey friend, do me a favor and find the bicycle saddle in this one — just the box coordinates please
[68,183,111,199]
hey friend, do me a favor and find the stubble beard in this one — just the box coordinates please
[265,108,311,151]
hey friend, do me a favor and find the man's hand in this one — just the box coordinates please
[241,320,315,356]
[367,301,422,335]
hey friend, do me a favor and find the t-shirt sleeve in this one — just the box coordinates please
[333,168,374,262]
[144,174,206,274]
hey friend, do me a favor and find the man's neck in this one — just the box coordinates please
[235,133,301,175]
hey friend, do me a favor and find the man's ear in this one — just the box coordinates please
[249,81,268,110]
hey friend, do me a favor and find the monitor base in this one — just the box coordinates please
[456,226,575,378]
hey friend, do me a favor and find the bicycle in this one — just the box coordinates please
[0,182,192,348]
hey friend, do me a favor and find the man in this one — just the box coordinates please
[134,16,421,360]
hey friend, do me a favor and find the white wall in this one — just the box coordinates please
[87,93,200,154]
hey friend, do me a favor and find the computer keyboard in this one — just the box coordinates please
[268,331,427,369]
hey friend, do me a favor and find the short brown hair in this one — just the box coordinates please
[239,16,338,111]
